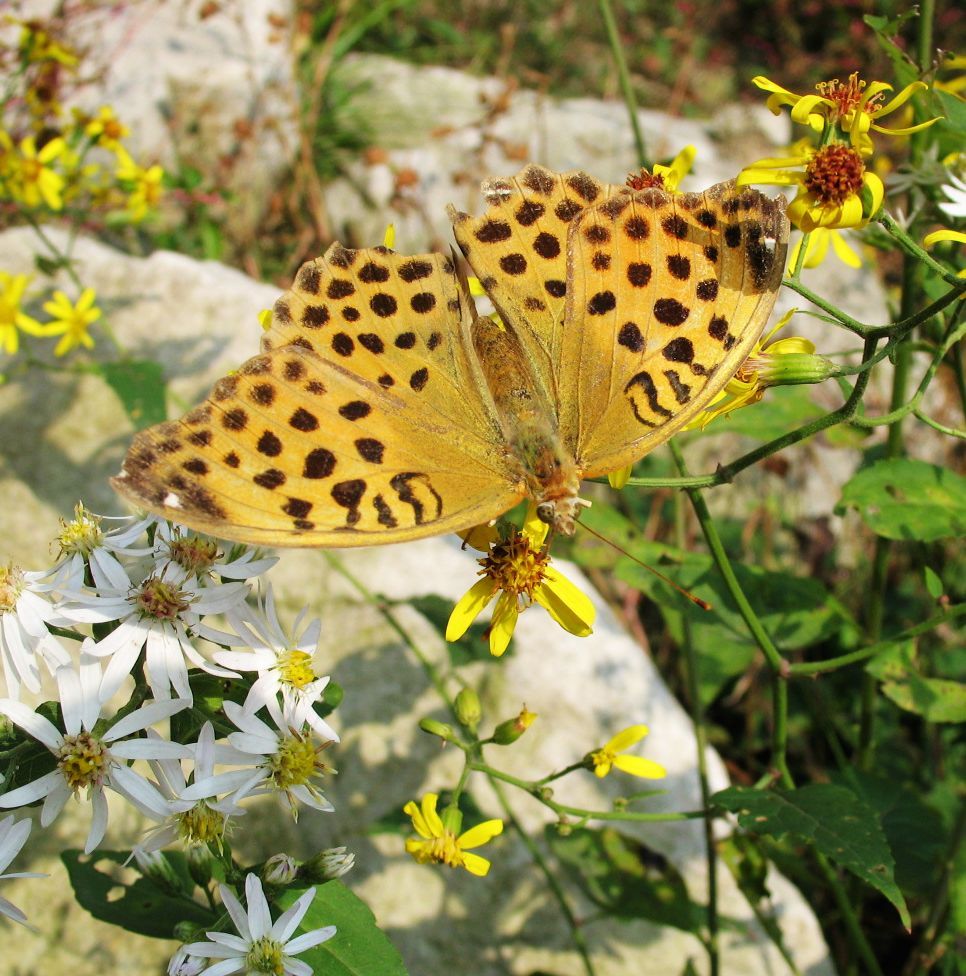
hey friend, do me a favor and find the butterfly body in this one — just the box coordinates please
[112,165,788,547]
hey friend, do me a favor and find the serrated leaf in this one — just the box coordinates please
[546,825,705,932]
[277,881,409,976]
[62,849,213,939]
[713,784,910,928]
[97,359,168,429]
[837,459,966,541]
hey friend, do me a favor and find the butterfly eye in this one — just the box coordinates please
[536,502,555,525]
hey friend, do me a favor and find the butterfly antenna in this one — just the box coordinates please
[575,520,712,611]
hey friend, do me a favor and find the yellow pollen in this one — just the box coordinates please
[479,533,548,601]
[177,802,226,845]
[245,936,286,975]
[136,576,191,620]
[57,505,104,557]
[269,735,319,790]
[58,732,108,790]
[0,564,25,614]
[277,649,317,689]
[804,145,865,205]
[167,535,219,574]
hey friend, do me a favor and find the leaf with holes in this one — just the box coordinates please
[713,784,910,928]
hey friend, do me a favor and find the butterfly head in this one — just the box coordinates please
[535,494,591,537]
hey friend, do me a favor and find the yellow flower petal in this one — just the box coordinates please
[488,591,518,656]
[605,724,650,753]
[608,464,632,489]
[536,567,595,637]
[612,755,668,779]
[446,577,497,641]
[461,851,492,877]
[421,793,444,836]
[458,818,504,850]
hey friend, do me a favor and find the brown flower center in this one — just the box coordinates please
[136,576,191,620]
[804,144,865,204]
[479,533,548,601]
[626,168,665,190]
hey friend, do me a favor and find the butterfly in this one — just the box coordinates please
[112,165,789,547]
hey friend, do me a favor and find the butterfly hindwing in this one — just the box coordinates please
[559,180,789,476]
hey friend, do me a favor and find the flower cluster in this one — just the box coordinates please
[0,506,343,946]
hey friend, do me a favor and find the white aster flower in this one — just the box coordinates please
[153,523,278,584]
[0,562,71,700]
[182,692,334,819]
[217,587,338,743]
[938,171,966,219]
[0,815,46,927]
[169,945,208,975]
[136,721,248,857]
[0,651,190,852]
[181,873,335,976]
[44,503,154,593]
[60,561,248,702]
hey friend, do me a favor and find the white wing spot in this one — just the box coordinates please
[163,492,183,509]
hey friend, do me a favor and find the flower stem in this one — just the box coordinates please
[597,0,648,166]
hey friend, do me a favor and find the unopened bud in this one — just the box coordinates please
[134,848,183,894]
[454,688,482,732]
[303,845,355,882]
[262,853,300,885]
[756,351,836,388]
[186,842,213,887]
[419,718,455,741]
[492,705,537,745]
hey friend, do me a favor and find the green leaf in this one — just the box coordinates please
[837,459,966,541]
[924,566,945,600]
[96,359,168,429]
[277,881,409,976]
[61,849,214,939]
[713,784,910,929]
[545,825,705,932]
[881,675,966,723]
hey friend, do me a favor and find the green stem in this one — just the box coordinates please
[878,211,962,286]
[489,776,597,976]
[597,0,648,166]
[674,491,719,976]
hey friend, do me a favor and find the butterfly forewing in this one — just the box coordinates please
[559,180,789,476]
[112,245,525,546]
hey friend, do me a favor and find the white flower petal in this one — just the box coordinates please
[218,882,252,941]
[105,697,190,741]
[85,788,110,852]
[0,699,62,750]
[271,887,315,942]
[244,874,271,939]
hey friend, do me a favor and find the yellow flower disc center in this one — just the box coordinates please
[178,802,226,845]
[58,732,108,790]
[277,649,317,690]
[245,935,286,975]
[269,735,318,790]
[136,577,191,620]
[0,564,25,614]
[804,145,866,205]
[480,534,549,600]
[57,506,104,557]
[167,536,219,574]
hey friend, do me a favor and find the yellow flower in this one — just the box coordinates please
[84,106,129,151]
[923,229,966,277]
[12,135,66,210]
[739,140,884,232]
[40,288,102,356]
[752,73,940,154]
[789,227,863,270]
[7,16,79,66]
[935,54,966,99]
[686,310,830,429]
[403,793,503,877]
[0,272,46,355]
[589,725,667,779]
[626,144,697,193]
[446,505,595,656]
[114,148,164,220]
